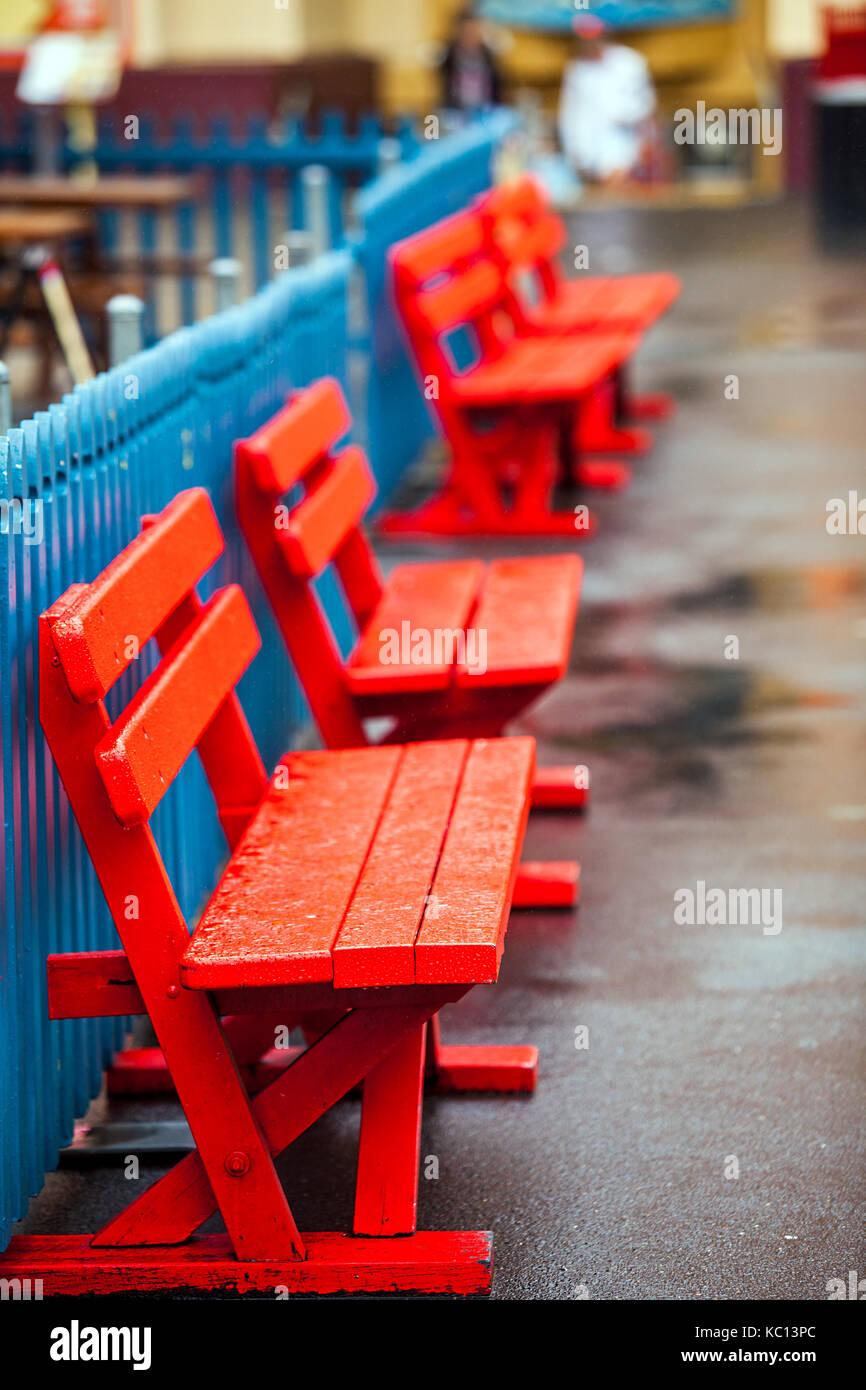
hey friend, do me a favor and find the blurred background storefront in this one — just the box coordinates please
[1,0,863,205]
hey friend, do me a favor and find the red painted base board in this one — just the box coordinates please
[0,1231,493,1297]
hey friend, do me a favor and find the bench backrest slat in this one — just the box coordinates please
[236,377,352,495]
[279,444,377,579]
[94,585,261,826]
[49,489,224,703]
[477,175,567,308]
[42,486,268,856]
[390,207,515,386]
[235,379,383,749]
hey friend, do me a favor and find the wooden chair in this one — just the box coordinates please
[0,487,537,1296]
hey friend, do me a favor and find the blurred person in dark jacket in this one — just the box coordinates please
[440,6,504,114]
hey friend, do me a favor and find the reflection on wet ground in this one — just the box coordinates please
[14,201,866,1301]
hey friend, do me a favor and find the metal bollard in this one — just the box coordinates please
[106,294,145,368]
[0,360,11,434]
[209,257,242,313]
[301,164,331,259]
[283,230,314,269]
[377,137,403,176]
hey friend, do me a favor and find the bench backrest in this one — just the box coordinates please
[234,377,383,748]
[40,487,269,953]
[476,175,567,322]
[389,207,517,395]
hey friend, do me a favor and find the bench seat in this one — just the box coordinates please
[449,331,639,406]
[527,272,681,334]
[182,738,534,991]
[344,554,581,698]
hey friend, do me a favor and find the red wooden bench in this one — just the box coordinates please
[235,377,587,878]
[476,175,681,431]
[382,206,642,537]
[0,487,536,1296]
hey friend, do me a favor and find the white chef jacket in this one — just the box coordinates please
[558,43,656,179]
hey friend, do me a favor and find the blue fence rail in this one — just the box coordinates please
[0,110,514,1252]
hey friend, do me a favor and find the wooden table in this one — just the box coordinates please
[0,207,93,247]
[0,174,202,210]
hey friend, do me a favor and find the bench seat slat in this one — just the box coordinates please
[346,559,484,696]
[534,273,681,332]
[181,747,402,988]
[455,556,582,689]
[332,740,469,988]
[95,586,260,826]
[415,738,534,985]
[449,333,638,405]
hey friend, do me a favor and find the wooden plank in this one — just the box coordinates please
[332,740,469,987]
[46,488,223,702]
[181,747,402,987]
[95,586,260,826]
[415,258,504,334]
[391,209,485,284]
[455,555,581,689]
[46,949,466,1020]
[450,334,636,405]
[346,559,483,696]
[279,445,376,578]
[415,737,534,984]
[47,949,143,1019]
[0,1231,493,1297]
[353,1025,426,1235]
[236,377,351,494]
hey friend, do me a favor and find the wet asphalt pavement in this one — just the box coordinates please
[13,200,866,1300]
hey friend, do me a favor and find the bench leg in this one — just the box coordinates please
[354,1025,426,1235]
[36,1000,495,1295]
[577,380,653,456]
[105,1013,298,1095]
[425,1015,538,1093]
[514,859,580,909]
[531,764,590,810]
[625,391,676,421]
[378,415,598,538]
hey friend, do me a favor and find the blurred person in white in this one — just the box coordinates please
[558,14,656,185]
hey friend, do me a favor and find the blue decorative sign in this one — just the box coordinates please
[479,1,734,30]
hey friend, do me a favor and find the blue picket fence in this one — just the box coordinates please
[0,252,352,1252]
[0,109,514,1252]
[0,107,422,341]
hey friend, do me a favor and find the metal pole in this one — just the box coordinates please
[301,164,331,258]
[209,257,242,313]
[0,360,11,434]
[106,294,145,367]
[33,107,62,176]
[377,137,403,176]
[284,230,314,269]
